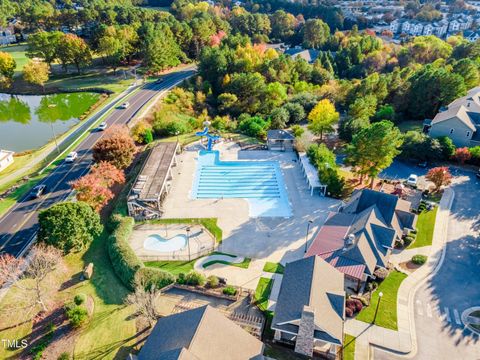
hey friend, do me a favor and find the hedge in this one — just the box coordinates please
[106,215,174,291]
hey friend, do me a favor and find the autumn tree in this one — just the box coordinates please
[307,99,339,140]
[23,60,50,91]
[454,147,471,164]
[302,19,330,49]
[0,51,16,88]
[345,121,403,187]
[71,161,125,211]
[92,125,136,169]
[125,281,161,327]
[0,244,64,316]
[38,201,103,253]
[57,33,92,74]
[426,166,452,191]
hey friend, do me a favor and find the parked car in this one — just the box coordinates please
[120,102,130,109]
[406,174,418,186]
[29,184,47,199]
[65,151,78,163]
[97,122,107,131]
[418,161,428,168]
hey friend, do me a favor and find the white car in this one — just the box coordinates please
[406,174,418,186]
[65,151,78,163]
[120,102,130,109]
[97,122,107,131]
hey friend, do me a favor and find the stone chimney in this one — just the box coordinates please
[294,305,315,357]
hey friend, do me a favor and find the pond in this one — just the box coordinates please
[0,92,101,153]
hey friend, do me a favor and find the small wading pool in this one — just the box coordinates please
[143,234,187,252]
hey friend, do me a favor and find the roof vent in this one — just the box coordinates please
[343,234,355,250]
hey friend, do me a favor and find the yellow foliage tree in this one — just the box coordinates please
[23,60,50,91]
[307,99,339,140]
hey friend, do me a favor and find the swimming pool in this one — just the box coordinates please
[191,150,291,217]
[143,234,187,252]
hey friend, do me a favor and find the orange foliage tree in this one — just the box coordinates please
[92,125,136,169]
[454,147,471,164]
[426,166,452,191]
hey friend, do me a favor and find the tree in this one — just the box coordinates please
[452,58,480,89]
[283,102,306,124]
[437,136,456,159]
[97,25,138,74]
[38,202,103,253]
[454,147,471,164]
[92,125,136,169]
[57,33,92,74]
[345,121,403,187]
[307,99,339,140]
[71,162,125,212]
[23,60,50,91]
[302,19,330,49]
[0,244,64,316]
[426,166,452,191]
[26,31,63,66]
[125,278,162,327]
[0,51,16,88]
[307,143,345,198]
[270,10,296,41]
[238,114,270,138]
[269,107,289,129]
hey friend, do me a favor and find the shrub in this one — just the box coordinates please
[207,275,219,288]
[346,298,356,311]
[291,124,304,138]
[184,271,206,286]
[403,237,413,247]
[223,285,237,296]
[106,216,143,290]
[366,281,378,292]
[136,267,175,290]
[143,128,153,144]
[65,304,88,328]
[345,307,354,317]
[177,273,186,285]
[131,120,153,144]
[237,114,270,139]
[352,298,363,312]
[373,268,389,281]
[74,294,87,306]
[57,352,70,360]
[412,254,428,265]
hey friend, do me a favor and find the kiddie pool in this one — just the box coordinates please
[143,234,187,252]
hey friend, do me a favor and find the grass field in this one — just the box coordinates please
[0,44,29,76]
[343,334,356,360]
[356,271,408,330]
[203,257,251,269]
[397,120,423,133]
[408,207,438,249]
[144,260,196,276]
[144,218,222,243]
[263,262,285,274]
[254,277,274,312]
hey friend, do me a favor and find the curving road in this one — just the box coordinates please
[0,68,196,257]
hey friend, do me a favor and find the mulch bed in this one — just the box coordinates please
[398,260,422,273]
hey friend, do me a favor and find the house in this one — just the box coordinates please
[272,256,345,358]
[138,305,264,360]
[306,189,416,292]
[464,29,480,42]
[284,47,320,63]
[0,28,16,45]
[267,130,295,151]
[423,86,480,147]
[0,149,14,173]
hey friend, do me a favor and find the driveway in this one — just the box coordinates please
[375,169,480,359]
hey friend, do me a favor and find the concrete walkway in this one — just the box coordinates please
[345,188,454,359]
[389,246,432,265]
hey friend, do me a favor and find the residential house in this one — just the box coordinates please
[449,19,461,32]
[138,305,264,360]
[284,47,320,63]
[423,86,480,147]
[464,29,480,41]
[0,28,16,45]
[0,150,14,173]
[272,256,345,358]
[389,19,402,33]
[306,189,417,292]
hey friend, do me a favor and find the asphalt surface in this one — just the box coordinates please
[0,68,195,257]
[374,168,480,360]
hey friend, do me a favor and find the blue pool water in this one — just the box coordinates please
[191,151,291,217]
[143,234,187,252]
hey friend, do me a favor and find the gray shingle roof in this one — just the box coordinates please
[138,306,264,360]
[267,129,295,140]
[272,256,345,346]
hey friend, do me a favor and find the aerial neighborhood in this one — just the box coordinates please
[0,0,479,360]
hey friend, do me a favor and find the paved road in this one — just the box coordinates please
[0,68,195,257]
[375,169,480,360]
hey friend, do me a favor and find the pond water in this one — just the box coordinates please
[0,92,100,152]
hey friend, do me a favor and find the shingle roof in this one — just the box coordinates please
[267,129,295,140]
[138,306,264,360]
[272,256,345,346]
[284,48,320,63]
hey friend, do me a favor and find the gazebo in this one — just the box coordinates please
[267,130,295,151]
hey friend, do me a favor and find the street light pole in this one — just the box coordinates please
[373,291,383,324]
[304,220,313,253]
[186,227,191,261]
[50,122,60,154]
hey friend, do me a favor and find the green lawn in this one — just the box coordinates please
[203,257,251,269]
[343,334,356,360]
[263,262,285,274]
[255,277,274,312]
[0,44,28,76]
[408,207,437,249]
[356,271,408,330]
[144,260,196,276]
[397,120,423,133]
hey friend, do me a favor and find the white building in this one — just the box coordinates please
[0,150,14,173]
[0,28,16,45]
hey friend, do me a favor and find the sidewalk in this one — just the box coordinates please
[345,188,455,359]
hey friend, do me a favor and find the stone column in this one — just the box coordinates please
[294,305,315,357]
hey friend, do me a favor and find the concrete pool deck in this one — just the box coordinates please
[162,142,341,264]
[129,223,215,261]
